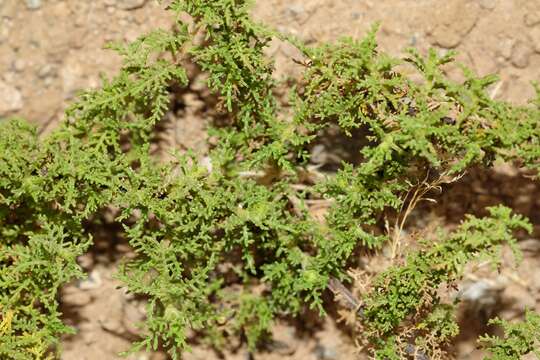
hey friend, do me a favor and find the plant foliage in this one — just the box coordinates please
[1,0,540,359]
[479,310,540,360]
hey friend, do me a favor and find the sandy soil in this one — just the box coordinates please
[1,0,539,359]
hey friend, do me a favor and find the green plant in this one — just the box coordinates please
[363,206,531,357]
[1,0,540,359]
[480,310,540,359]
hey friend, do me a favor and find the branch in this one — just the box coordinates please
[327,276,430,360]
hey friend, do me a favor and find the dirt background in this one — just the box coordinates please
[1,0,540,359]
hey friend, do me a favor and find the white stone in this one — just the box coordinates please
[13,59,25,72]
[25,0,41,10]
[77,269,102,290]
[0,81,23,115]
[117,0,146,10]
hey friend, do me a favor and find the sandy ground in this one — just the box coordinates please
[1,0,539,359]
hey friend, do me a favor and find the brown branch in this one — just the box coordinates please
[327,276,430,360]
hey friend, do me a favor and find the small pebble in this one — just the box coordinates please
[286,4,305,18]
[38,64,55,79]
[511,41,532,68]
[524,11,540,27]
[478,0,497,10]
[409,34,417,46]
[12,59,25,72]
[314,344,338,360]
[267,324,299,355]
[77,269,102,290]
[458,279,504,317]
[25,0,41,10]
[0,80,23,115]
[499,38,514,60]
[117,0,147,10]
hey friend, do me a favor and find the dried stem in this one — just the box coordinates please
[327,276,430,360]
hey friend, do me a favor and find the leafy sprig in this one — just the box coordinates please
[1,0,540,359]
